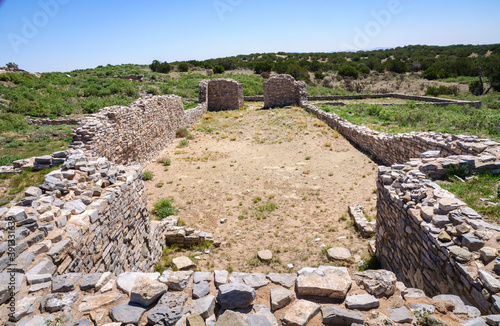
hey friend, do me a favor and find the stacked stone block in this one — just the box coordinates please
[205,79,243,111]
[263,74,307,108]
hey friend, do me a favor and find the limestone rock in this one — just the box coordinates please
[439,198,461,213]
[463,317,488,326]
[449,246,472,263]
[0,273,23,304]
[229,272,269,288]
[78,293,122,312]
[172,256,196,270]
[52,273,81,292]
[216,310,249,326]
[9,296,39,321]
[257,250,273,261]
[130,274,168,307]
[47,238,73,264]
[187,314,206,326]
[159,270,193,291]
[326,247,352,261]
[270,287,294,311]
[480,247,497,264]
[109,302,147,325]
[147,301,184,325]
[402,288,427,299]
[296,266,351,299]
[345,294,380,310]
[14,314,55,326]
[321,305,365,325]
[432,294,468,315]
[217,283,256,310]
[80,273,103,291]
[191,295,215,320]
[193,280,210,299]
[266,273,297,288]
[388,306,413,323]
[280,299,320,326]
[352,269,397,297]
[40,292,79,313]
[116,272,160,295]
[247,304,279,326]
[193,272,212,283]
[214,270,228,287]
[12,251,35,273]
[479,270,500,293]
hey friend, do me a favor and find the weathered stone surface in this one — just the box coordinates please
[264,74,306,108]
[159,270,193,291]
[110,302,147,324]
[479,270,500,293]
[186,313,206,326]
[15,314,55,326]
[410,303,436,315]
[95,272,112,290]
[147,301,184,325]
[40,292,79,312]
[80,273,103,291]
[193,280,210,299]
[217,283,256,310]
[345,294,380,310]
[432,294,468,315]
[321,305,365,326]
[0,272,24,304]
[116,272,160,295]
[246,314,272,326]
[388,306,413,323]
[266,273,297,288]
[6,206,27,222]
[352,269,397,297]
[462,233,485,251]
[53,273,82,293]
[438,197,461,213]
[172,256,196,270]
[271,287,294,311]
[296,266,351,299]
[130,274,168,307]
[78,293,122,312]
[191,295,215,320]
[215,310,249,326]
[193,272,212,284]
[9,296,39,321]
[12,251,35,273]
[247,305,279,326]
[480,247,497,264]
[280,299,320,326]
[326,247,352,261]
[229,272,269,288]
[463,317,489,326]
[449,246,472,263]
[47,238,73,264]
[257,250,273,261]
[214,270,228,287]
[402,288,427,299]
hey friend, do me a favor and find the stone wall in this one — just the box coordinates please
[263,74,307,108]
[205,79,243,111]
[302,102,499,166]
[70,94,207,166]
[376,153,500,314]
[26,118,80,126]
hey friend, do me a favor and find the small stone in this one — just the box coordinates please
[352,269,397,297]
[214,270,228,287]
[216,310,248,326]
[52,273,81,292]
[432,294,468,315]
[271,287,294,311]
[193,272,211,283]
[47,238,73,264]
[479,270,500,293]
[40,292,79,312]
[186,313,206,326]
[439,198,461,213]
[191,295,215,320]
[321,305,365,325]
[159,270,193,291]
[229,272,269,288]
[130,274,168,307]
[280,300,320,326]
[193,280,210,299]
[109,302,146,325]
[432,215,450,228]
[172,256,196,270]
[438,231,452,242]
[420,206,434,222]
[480,247,497,264]
[456,224,470,235]
[257,250,273,261]
[12,251,35,273]
[462,233,485,251]
[326,247,352,261]
[388,306,413,323]
[402,288,427,299]
[78,293,122,312]
[296,266,352,299]
[217,283,255,310]
[116,272,160,295]
[29,282,51,293]
[345,294,380,310]
[220,218,227,224]
[450,246,472,263]
[266,273,297,288]
[80,273,103,291]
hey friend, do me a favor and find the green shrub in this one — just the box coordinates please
[162,158,171,166]
[358,256,381,271]
[213,65,225,74]
[425,85,458,97]
[176,128,189,138]
[0,113,28,131]
[338,65,359,79]
[358,64,371,75]
[254,62,273,74]
[446,164,470,180]
[469,80,484,96]
[315,71,325,80]
[142,171,154,181]
[423,68,438,80]
[150,60,171,73]
[153,199,177,219]
[0,155,24,166]
[177,139,189,148]
[178,62,189,72]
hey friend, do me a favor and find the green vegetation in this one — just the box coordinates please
[142,171,154,181]
[154,241,212,273]
[439,173,500,221]
[358,255,381,271]
[318,102,500,140]
[0,167,58,206]
[152,198,178,219]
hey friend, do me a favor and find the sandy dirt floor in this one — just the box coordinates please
[144,103,378,274]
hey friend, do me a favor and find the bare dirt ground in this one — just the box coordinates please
[144,103,378,274]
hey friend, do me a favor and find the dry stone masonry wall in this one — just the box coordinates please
[263,74,307,108]
[205,79,243,111]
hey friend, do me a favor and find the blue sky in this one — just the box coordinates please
[0,0,499,72]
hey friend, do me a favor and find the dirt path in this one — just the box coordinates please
[144,103,378,273]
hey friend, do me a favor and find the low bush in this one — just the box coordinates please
[153,198,177,219]
[213,65,225,74]
[425,85,458,97]
[142,171,154,181]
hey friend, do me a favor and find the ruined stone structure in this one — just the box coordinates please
[204,79,243,111]
[263,74,307,108]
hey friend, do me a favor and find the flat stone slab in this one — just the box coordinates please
[247,304,279,326]
[217,283,255,310]
[352,269,397,297]
[463,317,489,326]
[40,292,79,313]
[109,302,147,324]
[271,287,294,311]
[116,272,160,295]
[432,294,468,315]
[266,273,297,288]
[159,270,193,291]
[214,270,228,288]
[479,270,500,293]
[402,288,427,299]
[193,280,210,299]
[9,296,39,321]
[345,294,380,310]
[450,246,472,263]
[217,310,249,326]
[52,273,82,292]
[280,300,320,326]
[229,272,269,288]
[296,266,352,299]
[257,250,273,261]
[130,274,168,307]
[193,272,212,283]
[172,256,196,270]
[80,273,102,291]
[321,305,365,325]
[388,306,413,323]
[326,247,352,261]
[191,295,215,320]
